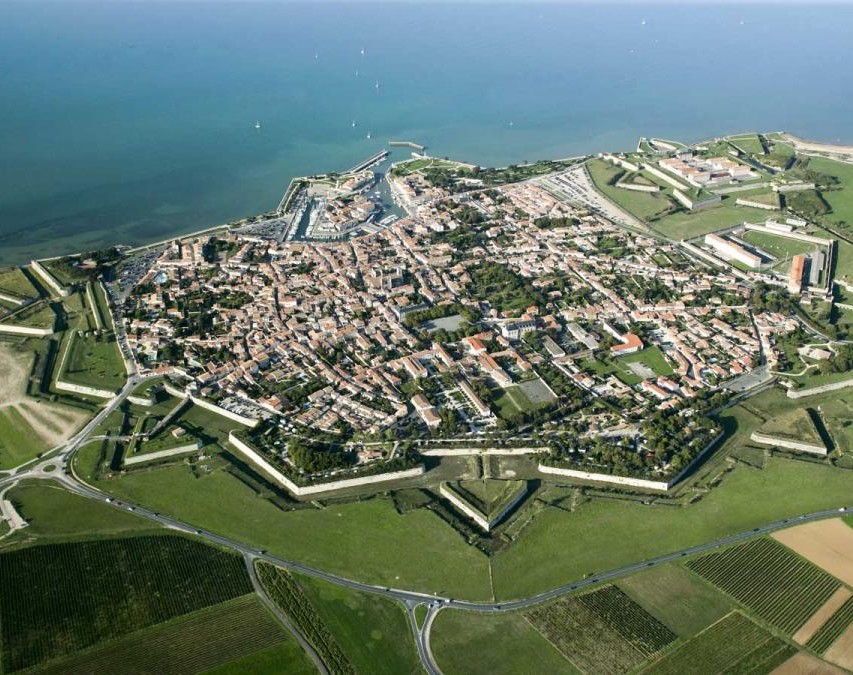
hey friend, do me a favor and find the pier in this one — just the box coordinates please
[389,140,426,152]
[346,149,389,174]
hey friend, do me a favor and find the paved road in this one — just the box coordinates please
[2,376,851,674]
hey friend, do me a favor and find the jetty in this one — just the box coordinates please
[389,140,426,152]
[346,149,389,174]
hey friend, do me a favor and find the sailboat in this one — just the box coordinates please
[375,80,380,90]
[366,131,372,140]
[254,121,261,130]
[360,48,365,56]
[351,120,357,128]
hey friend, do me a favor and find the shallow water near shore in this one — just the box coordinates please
[1,1,852,264]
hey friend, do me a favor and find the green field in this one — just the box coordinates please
[445,479,527,522]
[257,563,353,674]
[61,330,126,390]
[741,229,818,260]
[587,159,674,221]
[4,480,159,542]
[205,640,318,675]
[296,573,422,674]
[74,460,493,599]
[640,611,795,675]
[431,608,576,675]
[804,156,853,225]
[727,134,765,156]
[526,585,676,673]
[0,267,38,299]
[33,595,299,675]
[617,564,733,638]
[755,408,824,446]
[652,200,755,240]
[0,534,253,671]
[616,346,674,378]
[0,300,56,329]
[490,453,853,600]
[686,538,840,634]
[0,406,51,468]
[806,594,853,654]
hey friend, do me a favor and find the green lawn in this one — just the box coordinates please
[587,159,674,221]
[62,331,126,390]
[806,156,853,226]
[0,406,51,469]
[0,267,38,299]
[727,133,765,156]
[617,564,733,638]
[74,461,493,599]
[3,480,160,543]
[616,346,674,378]
[431,609,577,675]
[490,453,853,600]
[741,230,818,260]
[296,573,422,674]
[652,201,758,240]
[0,301,56,329]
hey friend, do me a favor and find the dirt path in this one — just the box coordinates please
[773,519,853,587]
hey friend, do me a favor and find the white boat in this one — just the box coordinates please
[254,121,261,129]
[366,131,372,139]
[360,48,365,56]
[351,120,357,128]
[375,80,380,90]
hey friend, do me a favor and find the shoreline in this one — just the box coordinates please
[9,129,853,267]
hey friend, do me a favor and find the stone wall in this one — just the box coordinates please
[0,324,54,337]
[786,377,853,399]
[124,442,201,466]
[30,260,70,297]
[228,431,424,497]
[749,432,826,456]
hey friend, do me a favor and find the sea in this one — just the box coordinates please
[1,1,852,265]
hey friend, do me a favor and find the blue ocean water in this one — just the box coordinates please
[1,1,852,264]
